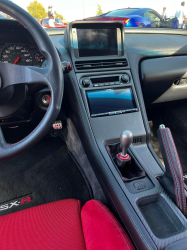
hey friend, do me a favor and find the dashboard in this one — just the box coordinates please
[2,17,187,250]
[1,19,187,118]
[63,22,138,118]
[1,19,187,120]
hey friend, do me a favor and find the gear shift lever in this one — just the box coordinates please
[106,130,146,181]
[120,130,133,157]
[116,130,133,168]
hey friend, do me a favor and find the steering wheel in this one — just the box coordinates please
[0,1,63,161]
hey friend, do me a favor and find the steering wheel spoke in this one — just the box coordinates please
[0,61,51,90]
[0,0,63,161]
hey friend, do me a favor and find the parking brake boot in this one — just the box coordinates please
[158,124,187,216]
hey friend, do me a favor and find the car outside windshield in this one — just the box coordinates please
[55,19,63,24]
[104,9,140,17]
[42,19,63,25]
[3,0,187,30]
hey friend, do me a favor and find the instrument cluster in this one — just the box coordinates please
[0,44,45,67]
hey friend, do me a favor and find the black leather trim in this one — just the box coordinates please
[44,27,187,37]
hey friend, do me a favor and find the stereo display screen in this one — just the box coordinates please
[86,88,137,116]
[76,28,119,57]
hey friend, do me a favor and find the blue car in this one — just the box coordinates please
[85,8,178,28]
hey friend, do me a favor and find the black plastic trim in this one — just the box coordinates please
[45,27,187,36]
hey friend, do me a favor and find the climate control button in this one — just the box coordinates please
[120,74,130,83]
[82,78,91,87]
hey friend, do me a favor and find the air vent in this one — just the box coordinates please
[133,137,143,144]
[75,59,128,70]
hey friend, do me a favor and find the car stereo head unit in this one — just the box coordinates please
[70,22,124,59]
[72,28,122,58]
[86,87,138,117]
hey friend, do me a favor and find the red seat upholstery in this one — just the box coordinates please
[0,199,135,250]
[81,200,135,250]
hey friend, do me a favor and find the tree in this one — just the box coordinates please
[54,11,64,21]
[27,1,47,22]
[96,4,103,16]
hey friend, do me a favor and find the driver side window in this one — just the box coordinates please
[147,11,161,23]
[143,11,150,19]
[42,19,49,25]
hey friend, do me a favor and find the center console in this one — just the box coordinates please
[82,76,138,117]
[64,21,187,250]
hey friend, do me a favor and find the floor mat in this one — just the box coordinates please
[0,137,93,216]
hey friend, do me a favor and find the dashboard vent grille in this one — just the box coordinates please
[75,59,128,70]
[133,137,143,145]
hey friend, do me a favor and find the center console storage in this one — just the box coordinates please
[137,194,184,239]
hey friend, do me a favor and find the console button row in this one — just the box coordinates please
[120,74,130,83]
[133,181,146,190]
[91,108,138,117]
[82,79,91,87]
[93,82,125,87]
[82,74,130,88]
[109,110,122,115]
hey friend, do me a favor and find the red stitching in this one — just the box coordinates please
[167,128,187,215]
[0,9,27,29]
[160,128,180,207]
[139,172,146,176]
[163,129,182,210]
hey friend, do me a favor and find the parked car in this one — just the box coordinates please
[84,8,178,28]
[40,18,66,28]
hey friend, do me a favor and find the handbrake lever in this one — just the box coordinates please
[157,124,187,216]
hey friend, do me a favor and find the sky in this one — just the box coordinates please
[12,0,185,22]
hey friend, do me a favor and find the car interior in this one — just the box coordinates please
[1,1,187,249]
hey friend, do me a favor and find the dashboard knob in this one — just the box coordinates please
[120,74,130,83]
[82,78,91,87]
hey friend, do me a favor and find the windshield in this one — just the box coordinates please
[3,1,187,30]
